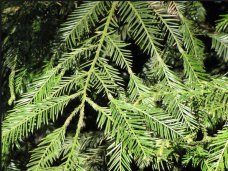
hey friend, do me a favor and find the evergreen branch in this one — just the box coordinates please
[3,1,228,170]
[62,104,85,171]
[97,57,125,93]
[27,127,66,171]
[141,85,197,129]
[15,68,27,94]
[50,72,87,97]
[211,33,228,62]
[123,2,162,58]
[128,74,150,102]
[107,142,132,171]
[216,14,228,32]
[149,2,207,83]
[200,77,228,121]
[105,34,132,71]
[125,101,187,140]
[105,33,150,101]
[86,97,113,134]
[163,93,197,129]
[61,3,118,170]
[29,105,80,171]
[111,99,154,162]
[4,48,18,105]
[206,126,228,171]
[92,67,117,96]
[60,1,107,48]
[15,45,94,107]
[79,132,107,170]
[121,2,184,90]
[2,92,82,147]
[8,64,16,105]
[170,2,206,59]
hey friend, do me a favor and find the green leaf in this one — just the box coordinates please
[207,126,228,171]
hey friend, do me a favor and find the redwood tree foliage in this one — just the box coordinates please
[1,1,227,171]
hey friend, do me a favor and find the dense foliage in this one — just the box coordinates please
[1,1,228,171]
